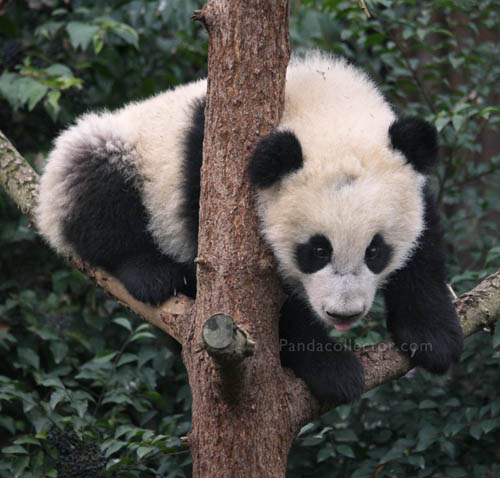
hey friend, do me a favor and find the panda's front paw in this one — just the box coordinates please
[291,350,365,405]
[114,263,173,305]
[111,253,193,306]
[391,323,463,374]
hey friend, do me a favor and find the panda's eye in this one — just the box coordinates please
[313,246,329,258]
[364,234,393,274]
[296,234,332,274]
[365,244,379,260]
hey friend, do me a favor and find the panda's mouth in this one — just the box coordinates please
[332,321,354,332]
[325,310,364,331]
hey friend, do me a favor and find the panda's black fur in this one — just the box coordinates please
[36,53,463,404]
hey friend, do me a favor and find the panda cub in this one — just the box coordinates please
[37,52,463,404]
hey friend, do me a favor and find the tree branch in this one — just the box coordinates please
[1,105,499,450]
[202,313,255,364]
[354,269,500,393]
[0,130,194,344]
[1,127,499,387]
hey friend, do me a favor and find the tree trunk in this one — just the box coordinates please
[184,1,312,476]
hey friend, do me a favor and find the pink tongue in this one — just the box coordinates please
[333,323,351,331]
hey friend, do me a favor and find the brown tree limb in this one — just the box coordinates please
[201,314,255,363]
[2,127,498,388]
[0,130,194,344]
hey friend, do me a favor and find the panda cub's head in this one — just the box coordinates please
[248,114,438,331]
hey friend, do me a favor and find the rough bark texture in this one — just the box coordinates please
[0,130,39,221]
[185,2,309,476]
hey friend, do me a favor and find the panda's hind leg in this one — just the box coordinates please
[58,117,194,305]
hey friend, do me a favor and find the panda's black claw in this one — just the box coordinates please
[390,319,463,374]
[110,252,195,306]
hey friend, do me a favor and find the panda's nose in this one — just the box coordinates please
[326,310,364,321]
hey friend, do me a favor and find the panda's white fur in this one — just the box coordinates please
[38,52,422,268]
[255,53,425,325]
[37,78,207,263]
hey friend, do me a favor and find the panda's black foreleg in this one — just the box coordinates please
[279,296,364,404]
[383,191,463,373]
[109,252,196,305]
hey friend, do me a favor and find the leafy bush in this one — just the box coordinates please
[1,0,499,477]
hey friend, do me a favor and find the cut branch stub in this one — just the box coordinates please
[202,313,255,364]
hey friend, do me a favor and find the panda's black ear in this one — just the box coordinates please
[248,130,303,188]
[389,116,439,174]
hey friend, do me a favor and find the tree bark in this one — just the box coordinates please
[185,2,306,476]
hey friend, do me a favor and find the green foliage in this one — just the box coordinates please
[1,0,499,477]
[0,218,192,476]
[0,0,207,153]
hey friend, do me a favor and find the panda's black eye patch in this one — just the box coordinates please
[296,234,332,274]
[365,234,392,274]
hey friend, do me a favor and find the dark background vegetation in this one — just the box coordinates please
[0,0,498,476]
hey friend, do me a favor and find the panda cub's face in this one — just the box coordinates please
[295,232,392,331]
[249,129,426,331]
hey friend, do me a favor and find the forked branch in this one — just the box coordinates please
[0,128,499,408]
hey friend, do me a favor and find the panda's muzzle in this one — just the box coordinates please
[326,309,364,331]
[326,310,364,321]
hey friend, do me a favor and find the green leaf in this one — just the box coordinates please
[117,353,138,367]
[38,377,64,389]
[469,424,482,440]
[480,419,498,434]
[45,64,72,78]
[49,341,68,364]
[12,455,30,478]
[130,332,155,343]
[316,443,334,463]
[110,23,139,49]
[137,446,155,459]
[17,77,48,111]
[435,116,450,132]
[49,390,65,410]
[416,424,438,452]
[74,400,88,418]
[0,72,21,109]
[66,22,100,51]
[452,114,466,131]
[113,317,132,332]
[336,404,351,420]
[336,444,355,458]
[334,428,358,442]
[17,347,40,370]
[380,438,414,464]
[14,436,39,446]
[103,440,128,458]
[2,445,27,454]
[0,415,16,434]
[93,35,104,54]
[94,351,118,363]
[418,399,438,409]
